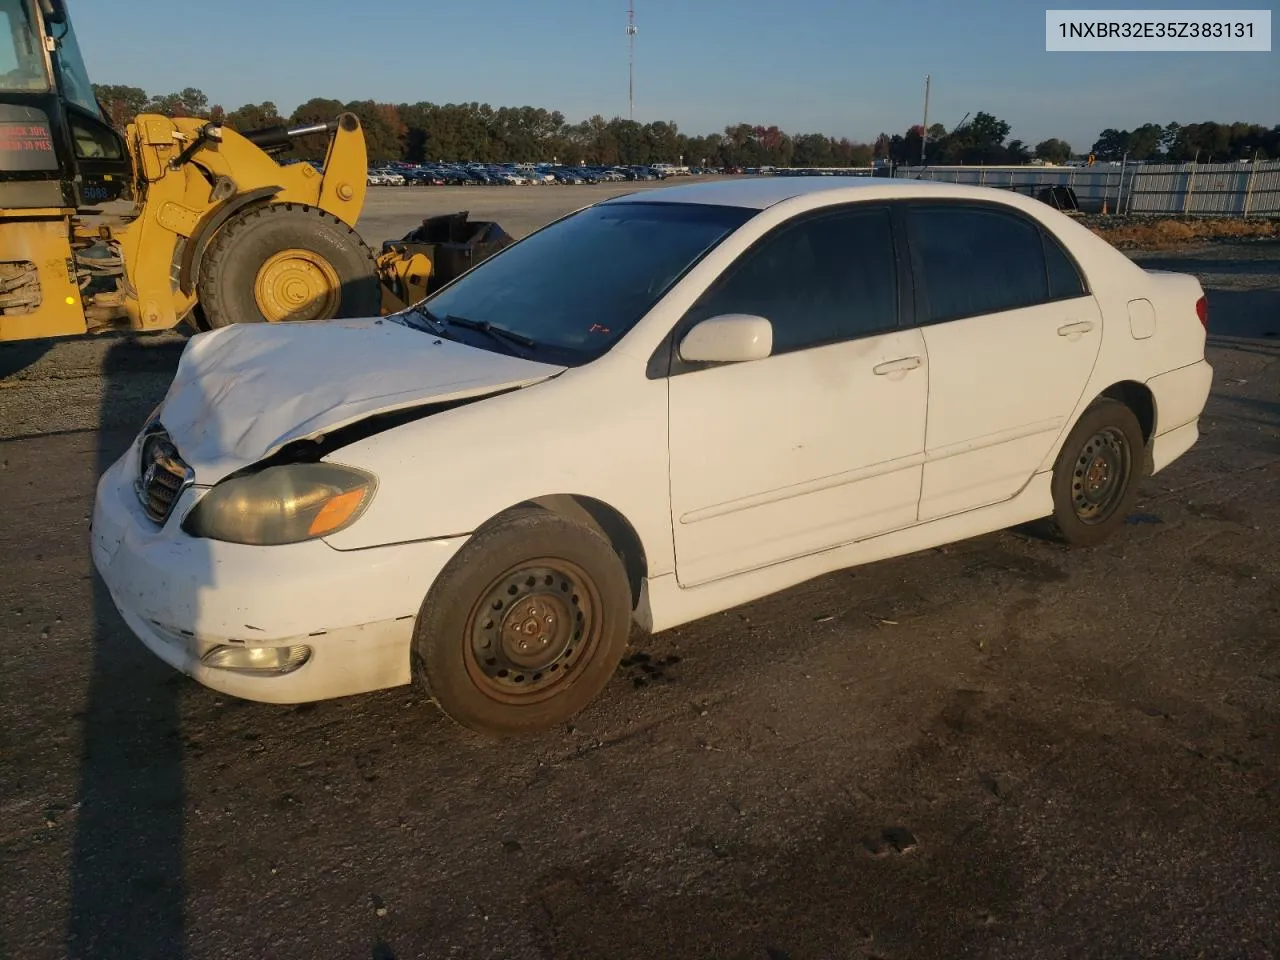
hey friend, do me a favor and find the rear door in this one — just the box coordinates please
[904,201,1102,520]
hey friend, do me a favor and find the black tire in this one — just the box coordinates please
[1050,399,1146,546]
[196,202,379,328]
[414,507,632,737]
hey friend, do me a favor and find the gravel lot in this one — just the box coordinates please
[1,184,1277,960]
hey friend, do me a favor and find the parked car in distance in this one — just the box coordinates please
[367,167,405,185]
[92,177,1212,738]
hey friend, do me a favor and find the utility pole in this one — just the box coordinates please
[627,1,638,122]
[920,74,931,166]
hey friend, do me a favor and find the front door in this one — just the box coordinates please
[666,205,929,587]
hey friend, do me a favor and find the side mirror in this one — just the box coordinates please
[678,314,773,364]
[40,0,66,24]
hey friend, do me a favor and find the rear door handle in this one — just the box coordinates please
[873,356,923,376]
[1057,320,1096,337]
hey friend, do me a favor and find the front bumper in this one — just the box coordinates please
[90,452,468,704]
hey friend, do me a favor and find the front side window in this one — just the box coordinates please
[0,0,49,93]
[907,204,1051,324]
[407,201,754,362]
[682,206,900,354]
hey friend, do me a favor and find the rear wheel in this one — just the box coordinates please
[1050,399,1146,546]
[414,508,632,737]
[196,203,379,328]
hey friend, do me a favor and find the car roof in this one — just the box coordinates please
[601,175,1024,211]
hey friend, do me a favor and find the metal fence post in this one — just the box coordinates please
[1183,158,1196,215]
[1243,152,1259,217]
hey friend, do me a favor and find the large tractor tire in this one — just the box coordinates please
[196,203,380,328]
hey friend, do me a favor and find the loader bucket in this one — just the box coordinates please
[381,211,515,294]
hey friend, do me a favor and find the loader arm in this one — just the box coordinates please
[113,112,369,331]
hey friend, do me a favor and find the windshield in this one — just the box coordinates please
[0,0,49,93]
[48,10,99,116]
[408,201,755,362]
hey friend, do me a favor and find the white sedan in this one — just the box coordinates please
[91,177,1213,736]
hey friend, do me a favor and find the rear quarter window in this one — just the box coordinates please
[1043,230,1088,300]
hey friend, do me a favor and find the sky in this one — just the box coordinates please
[72,0,1277,152]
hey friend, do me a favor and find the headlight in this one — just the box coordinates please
[183,463,376,545]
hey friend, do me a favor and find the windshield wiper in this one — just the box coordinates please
[406,303,448,334]
[443,314,537,350]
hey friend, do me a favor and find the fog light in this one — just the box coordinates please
[202,644,312,674]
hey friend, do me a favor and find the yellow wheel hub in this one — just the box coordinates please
[253,248,342,322]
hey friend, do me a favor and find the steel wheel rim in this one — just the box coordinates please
[463,557,603,704]
[1071,426,1130,525]
[253,248,341,322]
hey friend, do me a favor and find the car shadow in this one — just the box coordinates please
[65,285,394,959]
[0,340,54,378]
[66,337,189,960]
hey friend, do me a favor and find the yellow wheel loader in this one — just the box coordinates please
[1,0,497,344]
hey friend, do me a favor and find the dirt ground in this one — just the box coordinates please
[1,183,1277,960]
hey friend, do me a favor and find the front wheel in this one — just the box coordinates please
[1050,399,1146,546]
[414,508,632,737]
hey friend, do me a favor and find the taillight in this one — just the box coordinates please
[1195,296,1208,330]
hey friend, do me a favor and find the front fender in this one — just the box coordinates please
[177,185,281,296]
[316,361,676,580]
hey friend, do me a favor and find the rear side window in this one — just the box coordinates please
[907,205,1050,324]
[1044,231,1087,300]
[684,206,899,354]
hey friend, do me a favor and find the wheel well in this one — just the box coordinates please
[1099,381,1156,443]
[521,495,648,610]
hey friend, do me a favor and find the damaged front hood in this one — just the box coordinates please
[157,317,565,483]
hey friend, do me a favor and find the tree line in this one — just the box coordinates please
[91,84,876,167]
[91,85,1277,168]
[1089,122,1278,162]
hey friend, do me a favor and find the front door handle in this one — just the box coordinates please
[1057,320,1096,337]
[873,356,923,376]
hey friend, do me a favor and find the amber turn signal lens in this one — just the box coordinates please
[308,488,369,537]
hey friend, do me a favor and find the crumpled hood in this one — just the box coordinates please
[156,317,565,483]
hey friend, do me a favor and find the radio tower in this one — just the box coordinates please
[627,1,638,121]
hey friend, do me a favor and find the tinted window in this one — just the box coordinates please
[1044,231,1087,300]
[907,205,1050,323]
[413,201,754,362]
[685,207,898,354]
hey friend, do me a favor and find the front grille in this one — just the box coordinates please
[135,427,193,525]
